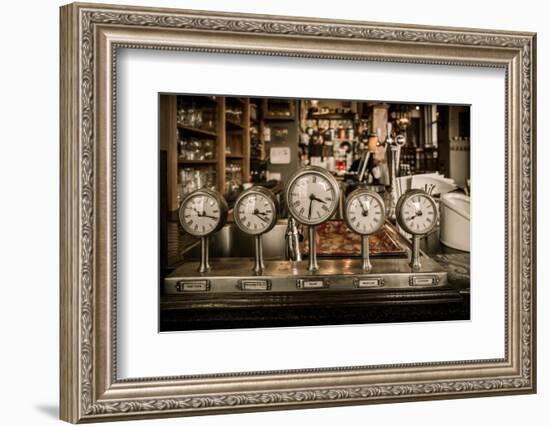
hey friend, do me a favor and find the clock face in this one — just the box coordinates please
[286,167,340,226]
[234,189,277,235]
[397,191,438,235]
[345,190,385,235]
[179,191,224,237]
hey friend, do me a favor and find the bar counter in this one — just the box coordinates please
[160,224,470,332]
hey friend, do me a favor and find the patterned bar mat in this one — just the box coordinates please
[301,221,408,258]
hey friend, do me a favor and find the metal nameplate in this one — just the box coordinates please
[296,279,329,289]
[354,277,384,288]
[239,280,272,291]
[409,275,439,287]
[174,280,210,292]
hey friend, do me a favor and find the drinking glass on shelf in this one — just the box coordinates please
[186,104,196,127]
[202,109,215,131]
[178,137,186,159]
[203,139,214,159]
[179,167,195,195]
[205,169,216,189]
[177,104,188,125]
[189,138,201,160]
[195,110,203,129]
[181,138,193,160]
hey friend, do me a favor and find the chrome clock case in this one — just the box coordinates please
[179,188,228,236]
[395,189,438,235]
[344,188,386,272]
[344,188,386,235]
[233,186,278,236]
[178,188,228,272]
[396,189,438,270]
[285,166,341,271]
[233,186,279,273]
[285,165,341,226]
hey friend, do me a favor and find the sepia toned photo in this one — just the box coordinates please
[159,95,471,331]
[59,3,536,422]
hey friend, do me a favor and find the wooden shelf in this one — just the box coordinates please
[263,98,295,120]
[227,97,246,105]
[163,96,251,211]
[178,159,217,165]
[263,114,294,121]
[226,118,244,129]
[177,124,217,137]
[307,113,355,121]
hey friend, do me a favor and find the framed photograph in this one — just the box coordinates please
[60,2,536,423]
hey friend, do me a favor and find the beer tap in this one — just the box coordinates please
[385,123,406,221]
[285,216,303,262]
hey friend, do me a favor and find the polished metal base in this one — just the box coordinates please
[164,256,448,295]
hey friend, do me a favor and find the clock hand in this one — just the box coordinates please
[310,195,327,204]
[360,200,370,217]
[199,210,218,220]
[202,215,218,220]
[406,210,423,221]
[254,213,268,223]
[308,198,313,220]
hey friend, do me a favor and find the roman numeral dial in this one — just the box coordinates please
[285,166,340,226]
[178,189,228,237]
[396,190,438,236]
[344,189,386,235]
[233,187,278,235]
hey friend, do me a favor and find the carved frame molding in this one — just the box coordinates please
[60,2,536,423]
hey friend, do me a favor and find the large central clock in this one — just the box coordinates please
[285,166,340,226]
[285,166,341,272]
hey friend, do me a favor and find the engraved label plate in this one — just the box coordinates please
[297,279,328,289]
[175,280,210,292]
[409,276,439,287]
[354,277,384,288]
[239,280,271,291]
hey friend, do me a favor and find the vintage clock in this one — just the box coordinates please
[179,188,228,272]
[396,189,438,270]
[344,188,386,271]
[285,166,341,271]
[234,186,278,273]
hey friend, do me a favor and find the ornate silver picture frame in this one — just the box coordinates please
[60,2,536,423]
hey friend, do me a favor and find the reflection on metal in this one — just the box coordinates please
[285,217,302,261]
[174,280,210,292]
[411,235,422,271]
[385,122,406,222]
[297,278,328,289]
[357,151,371,183]
[354,277,384,288]
[239,279,271,291]
[409,275,439,287]
[165,257,448,295]
[308,226,319,272]
[361,235,372,272]
[254,235,265,274]
[199,236,210,273]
